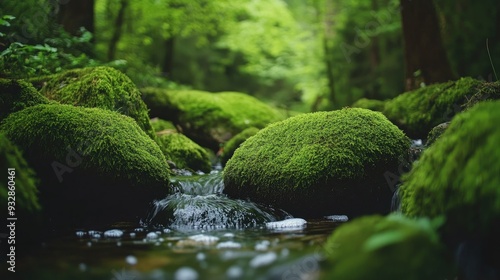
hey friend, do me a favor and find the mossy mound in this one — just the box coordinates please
[223,108,410,217]
[156,133,212,173]
[324,215,452,280]
[383,77,500,138]
[221,127,259,165]
[400,101,500,243]
[0,79,49,121]
[425,122,450,146]
[39,66,155,138]
[0,133,40,213]
[151,118,177,134]
[141,88,284,150]
[351,98,386,112]
[0,104,170,224]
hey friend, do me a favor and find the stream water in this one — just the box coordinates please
[11,171,349,280]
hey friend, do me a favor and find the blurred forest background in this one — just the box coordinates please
[1,0,499,112]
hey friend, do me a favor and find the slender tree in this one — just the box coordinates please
[57,0,95,35]
[107,0,128,61]
[400,0,454,90]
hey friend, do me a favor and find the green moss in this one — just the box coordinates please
[0,78,49,121]
[351,98,386,112]
[383,77,500,138]
[400,101,500,240]
[425,122,450,146]
[0,133,40,213]
[151,118,177,133]
[221,127,259,165]
[324,215,452,280]
[223,108,410,217]
[156,133,211,173]
[141,88,284,150]
[0,104,169,187]
[39,66,155,138]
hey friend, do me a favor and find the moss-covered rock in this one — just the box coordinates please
[425,122,450,146]
[351,98,386,112]
[39,66,155,138]
[156,132,212,173]
[141,88,284,150]
[383,77,500,138]
[0,79,49,121]
[221,127,259,165]
[151,117,177,134]
[0,133,40,213]
[400,101,500,243]
[223,108,410,217]
[324,215,452,280]
[0,104,170,224]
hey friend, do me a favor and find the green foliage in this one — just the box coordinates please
[382,77,498,138]
[0,15,97,78]
[351,98,386,112]
[324,215,452,280]
[0,133,40,213]
[39,66,155,138]
[221,127,259,165]
[400,101,500,239]
[0,104,169,187]
[141,88,285,149]
[156,133,211,173]
[223,108,410,217]
[0,78,49,121]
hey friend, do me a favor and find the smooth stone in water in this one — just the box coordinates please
[104,229,124,238]
[216,241,242,249]
[266,218,307,229]
[250,252,278,268]
[174,267,198,280]
[188,234,219,245]
[324,215,349,222]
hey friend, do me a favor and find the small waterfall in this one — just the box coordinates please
[390,184,402,213]
[144,172,290,230]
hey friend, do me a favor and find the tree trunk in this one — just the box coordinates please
[162,37,176,78]
[321,0,336,109]
[400,0,454,91]
[107,0,128,61]
[57,0,95,35]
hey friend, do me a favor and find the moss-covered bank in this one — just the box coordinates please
[141,88,284,150]
[39,66,155,138]
[223,108,410,217]
[0,104,170,224]
[0,79,49,122]
[400,101,500,243]
[383,77,500,138]
[0,133,40,213]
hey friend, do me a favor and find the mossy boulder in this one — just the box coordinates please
[141,88,284,150]
[383,77,500,138]
[425,122,450,146]
[400,101,500,244]
[151,118,177,134]
[156,132,212,173]
[0,79,49,122]
[221,127,259,165]
[0,104,170,224]
[0,133,40,213]
[223,108,410,217]
[324,215,452,280]
[351,98,386,112]
[39,66,155,138]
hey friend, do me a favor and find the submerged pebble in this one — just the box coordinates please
[216,241,242,249]
[75,231,86,237]
[255,240,271,251]
[174,267,198,280]
[226,266,243,279]
[250,252,278,268]
[188,234,219,245]
[146,232,159,240]
[126,255,137,266]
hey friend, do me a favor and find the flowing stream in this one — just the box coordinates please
[12,171,348,280]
